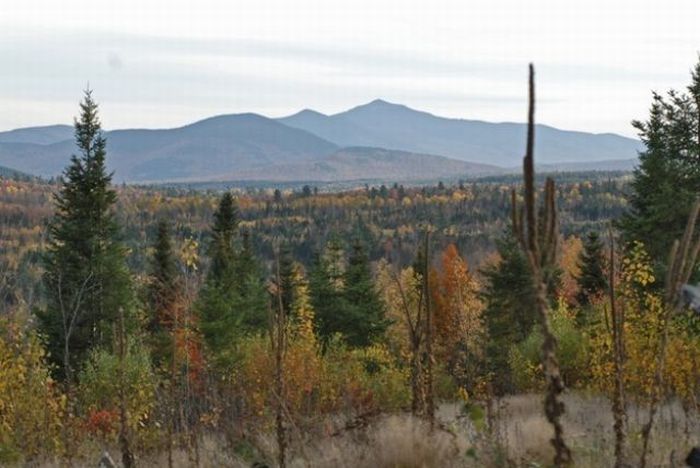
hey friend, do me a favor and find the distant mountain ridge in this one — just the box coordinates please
[0,115,339,181]
[0,124,73,145]
[279,99,642,167]
[0,100,642,183]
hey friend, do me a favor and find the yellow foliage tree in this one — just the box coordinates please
[589,242,700,405]
[0,319,64,463]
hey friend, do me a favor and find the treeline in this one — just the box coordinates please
[0,168,628,311]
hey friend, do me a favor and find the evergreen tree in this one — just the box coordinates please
[208,192,239,282]
[234,229,257,291]
[234,229,268,331]
[480,230,559,394]
[619,59,700,270]
[310,240,349,345]
[147,220,179,365]
[198,194,266,365]
[342,240,388,346]
[199,193,240,360]
[311,239,387,347]
[278,245,297,318]
[39,90,133,381]
[575,231,607,308]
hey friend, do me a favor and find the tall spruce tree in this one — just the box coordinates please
[576,231,607,308]
[311,239,386,347]
[208,192,239,282]
[310,238,350,345]
[234,229,268,331]
[199,193,240,357]
[342,240,388,346]
[147,220,179,365]
[619,59,700,270]
[278,245,297,318]
[481,230,560,394]
[198,193,267,365]
[39,90,133,382]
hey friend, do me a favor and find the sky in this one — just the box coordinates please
[1,0,699,137]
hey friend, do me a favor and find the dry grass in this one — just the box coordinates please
[33,392,699,467]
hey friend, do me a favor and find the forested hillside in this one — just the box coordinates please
[0,171,628,306]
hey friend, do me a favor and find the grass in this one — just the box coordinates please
[35,392,699,467]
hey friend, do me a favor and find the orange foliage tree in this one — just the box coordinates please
[429,244,485,390]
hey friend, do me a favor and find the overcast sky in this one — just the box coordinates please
[2,0,699,137]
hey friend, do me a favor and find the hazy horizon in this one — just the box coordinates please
[3,0,700,137]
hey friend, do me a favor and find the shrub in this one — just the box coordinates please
[0,318,64,464]
[78,338,157,444]
[509,299,589,391]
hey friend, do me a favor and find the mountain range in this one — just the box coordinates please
[0,99,643,183]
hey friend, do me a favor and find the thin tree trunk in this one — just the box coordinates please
[422,230,435,429]
[609,230,627,468]
[410,336,424,416]
[274,255,287,468]
[511,64,572,467]
[118,307,135,468]
[168,303,178,468]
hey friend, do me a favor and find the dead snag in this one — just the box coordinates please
[422,229,435,430]
[510,64,572,466]
[271,253,288,468]
[117,307,135,468]
[608,228,627,468]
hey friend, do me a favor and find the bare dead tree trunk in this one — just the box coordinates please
[640,200,700,468]
[117,307,135,468]
[272,254,288,468]
[608,229,627,468]
[511,64,572,466]
[410,335,424,416]
[422,229,435,429]
[183,305,200,468]
[167,301,179,468]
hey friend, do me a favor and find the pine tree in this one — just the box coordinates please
[234,229,268,331]
[311,239,387,347]
[147,220,179,365]
[208,192,239,282]
[342,240,388,346]
[310,239,350,345]
[619,59,700,269]
[309,249,346,342]
[481,230,559,394]
[278,245,297,318]
[199,193,240,359]
[39,90,133,382]
[576,231,607,308]
[198,194,266,365]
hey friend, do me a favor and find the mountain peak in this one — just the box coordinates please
[364,98,403,108]
[341,99,412,116]
[368,98,391,105]
[288,108,327,119]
